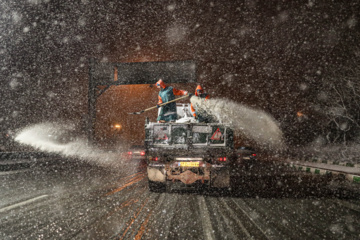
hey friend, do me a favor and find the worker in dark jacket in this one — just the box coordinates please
[156,79,189,122]
[190,85,212,123]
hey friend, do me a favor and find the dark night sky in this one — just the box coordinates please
[1,0,359,146]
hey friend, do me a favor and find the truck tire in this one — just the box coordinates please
[148,181,166,193]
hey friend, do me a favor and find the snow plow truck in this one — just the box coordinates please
[145,103,237,192]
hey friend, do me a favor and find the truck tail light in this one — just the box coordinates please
[252,154,256,157]
[128,151,133,155]
[140,151,145,156]
[148,156,159,161]
[218,157,227,162]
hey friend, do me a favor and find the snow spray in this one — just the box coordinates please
[190,97,284,150]
[14,122,125,168]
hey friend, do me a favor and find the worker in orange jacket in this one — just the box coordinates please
[190,85,212,123]
[156,79,189,122]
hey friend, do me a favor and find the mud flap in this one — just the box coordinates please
[147,167,166,182]
[148,180,166,192]
[211,168,230,188]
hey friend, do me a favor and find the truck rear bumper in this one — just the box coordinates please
[148,163,230,188]
[167,169,210,185]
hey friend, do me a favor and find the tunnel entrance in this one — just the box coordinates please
[88,59,197,147]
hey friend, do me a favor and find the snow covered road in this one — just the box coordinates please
[1,157,359,239]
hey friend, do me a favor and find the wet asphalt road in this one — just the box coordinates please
[1,157,360,240]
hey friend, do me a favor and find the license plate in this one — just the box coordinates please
[180,162,199,167]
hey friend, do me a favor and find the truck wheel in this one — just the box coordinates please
[148,181,166,193]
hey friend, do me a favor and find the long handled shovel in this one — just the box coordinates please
[128,94,191,115]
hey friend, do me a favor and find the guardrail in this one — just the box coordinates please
[296,158,360,169]
[284,159,360,184]
[0,152,61,160]
[0,152,62,171]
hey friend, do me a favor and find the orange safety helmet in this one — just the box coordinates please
[195,85,204,96]
[155,79,166,89]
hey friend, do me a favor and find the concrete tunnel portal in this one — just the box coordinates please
[87,59,197,148]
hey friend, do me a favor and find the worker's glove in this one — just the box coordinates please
[156,104,161,108]
[188,93,194,97]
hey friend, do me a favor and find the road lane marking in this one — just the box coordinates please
[102,171,146,192]
[198,196,216,240]
[117,171,145,183]
[334,199,360,213]
[0,169,30,176]
[134,208,153,240]
[149,193,173,239]
[104,174,146,196]
[232,199,270,239]
[119,197,150,240]
[219,198,251,238]
[0,195,48,213]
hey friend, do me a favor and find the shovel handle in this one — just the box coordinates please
[129,94,191,114]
